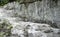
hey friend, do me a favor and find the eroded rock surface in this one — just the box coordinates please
[0,0,60,37]
[11,22,60,37]
[2,0,60,28]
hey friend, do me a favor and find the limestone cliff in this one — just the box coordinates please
[0,0,60,37]
[2,0,60,28]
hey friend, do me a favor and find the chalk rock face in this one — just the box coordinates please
[0,0,60,37]
[2,0,60,28]
[3,1,54,22]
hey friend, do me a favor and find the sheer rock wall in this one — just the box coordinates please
[0,0,60,37]
[3,0,60,28]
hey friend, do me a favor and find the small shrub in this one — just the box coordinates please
[0,0,16,6]
[0,0,9,6]
[0,19,13,37]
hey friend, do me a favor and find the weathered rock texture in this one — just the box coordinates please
[11,22,60,37]
[2,0,60,28]
[0,0,60,37]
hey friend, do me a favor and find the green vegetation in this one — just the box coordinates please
[0,19,13,37]
[0,0,9,6]
[0,0,16,6]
